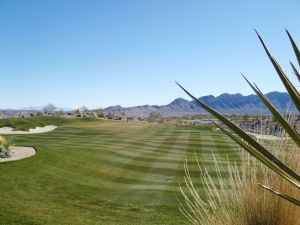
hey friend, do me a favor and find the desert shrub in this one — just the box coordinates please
[178,30,300,224]
[180,125,300,225]
[0,136,13,158]
[147,112,164,123]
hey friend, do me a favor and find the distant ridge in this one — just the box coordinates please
[0,107,74,112]
[104,91,295,117]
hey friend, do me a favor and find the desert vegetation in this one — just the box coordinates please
[178,30,300,224]
[0,136,13,158]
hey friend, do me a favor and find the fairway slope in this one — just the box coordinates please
[0,118,239,224]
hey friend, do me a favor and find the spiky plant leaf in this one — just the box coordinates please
[286,29,300,67]
[259,183,300,206]
[176,82,300,188]
[211,121,300,189]
[242,74,300,148]
[290,61,300,82]
[255,30,300,113]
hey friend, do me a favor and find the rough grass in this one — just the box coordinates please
[0,117,239,225]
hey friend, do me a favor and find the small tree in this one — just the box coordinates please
[147,112,164,123]
[242,113,249,121]
[94,108,104,118]
[43,103,56,114]
[107,113,113,120]
[80,106,89,113]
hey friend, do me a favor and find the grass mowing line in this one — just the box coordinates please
[96,129,193,158]
[57,125,167,147]
[7,124,238,186]
[183,127,240,182]
[35,128,172,188]
[87,130,214,178]
[98,127,179,188]
[124,127,182,191]
[17,124,163,152]
[132,128,191,189]
[185,128,204,162]
[100,126,173,160]
[44,127,177,188]
[113,128,188,205]
[0,119,239,225]
[94,126,234,165]
[42,126,178,192]
[74,126,179,188]
[210,132,241,162]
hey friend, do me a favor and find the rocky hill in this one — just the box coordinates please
[104,92,295,117]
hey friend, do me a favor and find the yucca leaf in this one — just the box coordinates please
[290,61,300,83]
[211,121,300,189]
[242,74,300,148]
[255,30,300,113]
[176,82,300,188]
[286,29,300,67]
[259,183,300,206]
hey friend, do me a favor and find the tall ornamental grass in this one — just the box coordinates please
[178,30,300,224]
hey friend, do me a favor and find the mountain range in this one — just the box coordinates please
[103,92,295,117]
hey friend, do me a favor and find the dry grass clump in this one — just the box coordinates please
[178,29,300,224]
[180,124,300,225]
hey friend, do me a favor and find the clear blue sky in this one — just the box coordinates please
[0,0,299,109]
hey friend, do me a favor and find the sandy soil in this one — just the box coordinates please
[0,146,36,162]
[0,125,58,134]
[246,132,291,140]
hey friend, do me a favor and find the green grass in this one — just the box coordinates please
[0,116,94,131]
[0,117,240,225]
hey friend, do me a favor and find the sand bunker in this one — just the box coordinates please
[0,125,58,134]
[246,132,291,141]
[0,146,36,162]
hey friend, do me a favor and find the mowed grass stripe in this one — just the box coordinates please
[103,127,199,165]
[130,128,183,185]
[10,124,238,187]
[98,126,180,187]
[45,126,178,187]
[180,127,237,176]
[0,118,240,225]
[118,127,191,192]
[38,127,173,187]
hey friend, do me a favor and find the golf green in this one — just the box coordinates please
[0,117,240,225]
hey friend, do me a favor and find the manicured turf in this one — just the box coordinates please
[0,117,240,225]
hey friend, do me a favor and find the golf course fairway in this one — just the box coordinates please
[0,117,240,225]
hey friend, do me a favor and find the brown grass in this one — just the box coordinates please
[180,120,300,225]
